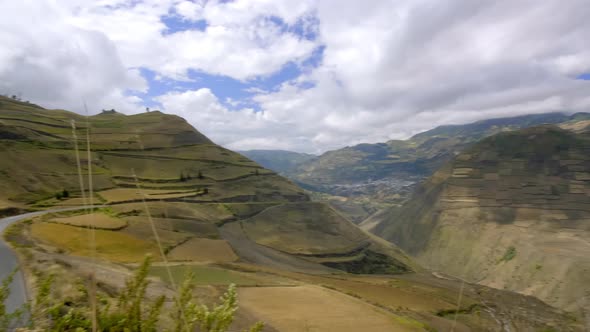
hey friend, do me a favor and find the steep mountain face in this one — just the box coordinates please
[238,149,315,175]
[0,96,413,273]
[372,125,590,311]
[292,113,590,197]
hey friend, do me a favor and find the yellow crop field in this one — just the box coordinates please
[51,213,127,230]
[239,285,416,332]
[31,222,158,262]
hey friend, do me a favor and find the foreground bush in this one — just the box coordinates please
[0,256,263,332]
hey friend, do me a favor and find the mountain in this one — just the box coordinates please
[0,95,414,274]
[238,149,315,175]
[372,125,590,311]
[292,112,590,196]
[1,96,585,331]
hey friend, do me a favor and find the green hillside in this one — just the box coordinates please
[372,125,590,311]
[0,95,412,274]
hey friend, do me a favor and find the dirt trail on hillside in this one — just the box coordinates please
[219,222,333,274]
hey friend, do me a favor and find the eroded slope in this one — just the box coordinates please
[374,125,590,311]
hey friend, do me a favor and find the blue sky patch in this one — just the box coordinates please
[577,73,590,80]
[131,13,323,112]
[161,15,207,35]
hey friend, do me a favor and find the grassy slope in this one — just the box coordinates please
[373,125,590,311]
[3,96,583,331]
[0,95,413,273]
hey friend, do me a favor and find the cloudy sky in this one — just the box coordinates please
[1,0,589,153]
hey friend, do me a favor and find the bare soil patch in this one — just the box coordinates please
[239,285,416,332]
[167,238,238,262]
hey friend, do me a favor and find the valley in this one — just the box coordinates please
[0,95,588,331]
[244,113,590,225]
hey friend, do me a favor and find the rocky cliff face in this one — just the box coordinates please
[373,125,590,311]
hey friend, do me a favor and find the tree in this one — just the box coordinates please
[146,107,150,113]
[180,172,186,182]
[203,187,209,195]
[62,189,69,198]
[198,170,204,179]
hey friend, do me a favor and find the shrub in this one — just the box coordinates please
[1,256,264,331]
[498,246,517,263]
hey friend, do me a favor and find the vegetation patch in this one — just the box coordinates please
[0,254,263,331]
[393,315,431,330]
[322,250,411,274]
[436,303,482,317]
[30,222,158,262]
[498,246,517,263]
[3,219,34,248]
[0,207,30,218]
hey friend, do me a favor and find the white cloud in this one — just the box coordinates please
[66,0,318,80]
[2,0,590,153]
[155,88,313,151]
[0,0,146,113]
[246,0,590,152]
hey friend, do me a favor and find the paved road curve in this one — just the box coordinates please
[0,207,88,313]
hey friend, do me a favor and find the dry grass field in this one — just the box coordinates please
[239,285,422,332]
[167,238,238,262]
[30,222,158,262]
[50,213,127,230]
[97,188,199,203]
[150,264,261,286]
[243,202,367,255]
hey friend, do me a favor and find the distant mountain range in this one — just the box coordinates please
[292,112,590,190]
[244,112,590,221]
[237,149,315,175]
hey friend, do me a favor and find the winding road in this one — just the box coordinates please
[0,207,88,313]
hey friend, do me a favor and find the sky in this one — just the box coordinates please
[1,0,589,154]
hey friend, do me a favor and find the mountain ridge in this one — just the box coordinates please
[293,112,590,189]
[0,95,414,275]
[372,124,590,311]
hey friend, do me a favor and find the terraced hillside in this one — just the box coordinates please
[373,125,590,312]
[0,96,413,273]
[290,113,590,220]
[2,97,586,331]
